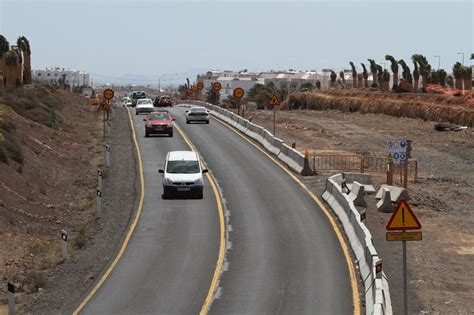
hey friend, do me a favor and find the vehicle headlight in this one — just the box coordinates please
[164,177,173,184]
[168,122,173,127]
[194,178,203,185]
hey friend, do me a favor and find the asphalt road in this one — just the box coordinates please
[173,107,354,314]
[82,109,220,314]
[82,106,354,314]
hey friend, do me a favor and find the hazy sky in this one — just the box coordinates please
[1,0,472,83]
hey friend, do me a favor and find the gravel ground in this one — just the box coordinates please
[21,108,138,314]
[247,109,474,314]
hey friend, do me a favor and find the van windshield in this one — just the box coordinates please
[166,160,200,174]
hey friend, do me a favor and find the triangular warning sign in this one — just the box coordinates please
[386,199,422,230]
[268,95,281,106]
[98,100,110,112]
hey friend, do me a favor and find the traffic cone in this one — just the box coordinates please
[300,149,313,176]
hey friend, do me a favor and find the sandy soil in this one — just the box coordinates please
[247,108,474,314]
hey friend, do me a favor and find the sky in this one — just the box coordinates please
[1,0,472,84]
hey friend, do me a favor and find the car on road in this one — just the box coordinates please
[143,111,174,137]
[186,106,209,124]
[131,91,147,107]
[159,151,208,199]
[154,96,173,107]
[135,98,154,115]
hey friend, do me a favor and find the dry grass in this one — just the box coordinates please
[285,91,474,127]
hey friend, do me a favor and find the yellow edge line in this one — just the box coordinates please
[173,122,226,315]
[72,108,146,315]
[211,115,361,315]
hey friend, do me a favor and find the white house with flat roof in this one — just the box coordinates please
[33,67,90,89]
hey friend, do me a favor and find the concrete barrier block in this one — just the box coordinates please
[376,188,394,213]
[349,181,367,208]
[375,184,410,203]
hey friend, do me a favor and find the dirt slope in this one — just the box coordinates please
[0,86,103,308]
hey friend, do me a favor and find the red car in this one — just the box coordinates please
[143,112,174,137]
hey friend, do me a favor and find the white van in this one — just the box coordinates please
[159,151,208,199]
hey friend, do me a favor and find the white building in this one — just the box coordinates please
[217,76,262,99]
[33,67,90,88]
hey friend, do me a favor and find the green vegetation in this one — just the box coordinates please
[2,85,62,128]
[0,115,23,164]
[247,82,288,107]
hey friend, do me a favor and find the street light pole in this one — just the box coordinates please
[434,55,440,70]
[457,52,465,66]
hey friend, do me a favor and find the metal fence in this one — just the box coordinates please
[312,154,418,181]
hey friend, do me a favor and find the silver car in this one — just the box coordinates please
[186,107,210,124]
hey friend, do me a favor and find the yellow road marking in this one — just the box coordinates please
[211,115,361,315]
[173,122,226,315]
[73,108,145,314]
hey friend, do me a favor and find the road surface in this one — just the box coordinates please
[81,106,355,314]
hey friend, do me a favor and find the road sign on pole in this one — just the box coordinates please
[103,88,114,100]
[212,82,222,92]
[386,199,422,315]
[268,95,281,136]
[269,95,281,107]
[386,199,422,230]
[233,87,244,99]
[196,82,204,91]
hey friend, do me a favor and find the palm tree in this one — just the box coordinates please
[367,59,378,87]
[452,62,463,90]
[349,62,357,88]
[413,61,420,92]
[4,49,19,91]
[0,35,10,89]
[462,66,472,94]
[339,71,346,88]
[299,82,314,91]
[412,54,432,91]
[376,64,383,88]
[357,73,364,89]
[315,80,321,90]
[361,63,369,88]
[205,88,220,105]
[446,75,454,89]
[330,71,337,88]
[398,59,413,92]
[17,36,31,84]
[385,55,399,90]
[381,69,390,91]
[436,69,447,87]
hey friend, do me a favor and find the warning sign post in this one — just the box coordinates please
[386,199,422,315]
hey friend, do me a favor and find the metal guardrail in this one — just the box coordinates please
[312,154,418,181]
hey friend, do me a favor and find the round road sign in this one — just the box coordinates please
[103,88,114,100]
[212,82,222,92]
[196,82,204,91]
[233,87,245,99]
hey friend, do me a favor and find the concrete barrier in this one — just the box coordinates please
[343,172,376,193]
[375,184,410,203]
[277,144,303,173]
[376,188,394,213]
[323,174,392,315]
[349,181,367,207]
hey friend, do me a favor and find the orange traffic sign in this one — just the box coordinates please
[386,199,421,230]
[98,99,110,112]
[103,88,114,100]
[212,82,222,92]
[268,95,281,106]
[386,231,422,241]
[233,87,244,98]
[196,82,204,90]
